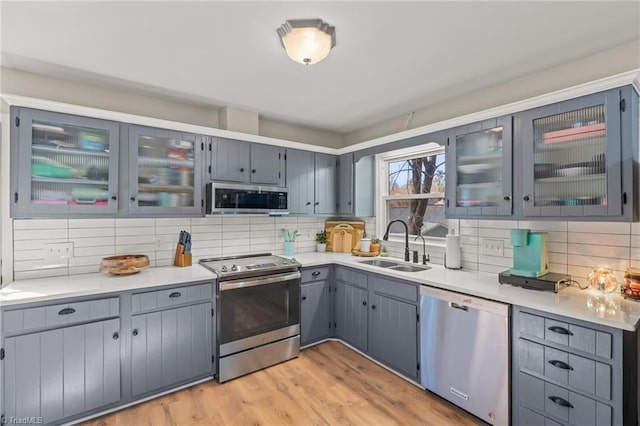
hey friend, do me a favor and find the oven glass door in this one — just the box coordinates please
[219,273,300,345]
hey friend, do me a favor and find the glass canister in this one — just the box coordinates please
[587,267,618,293]
[622,267,640,299]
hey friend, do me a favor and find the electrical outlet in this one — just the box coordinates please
[480,238,504,256]
[43,242,73,264]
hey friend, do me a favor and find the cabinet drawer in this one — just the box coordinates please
[519,406,563,426]
[301,267,330,283]
[132,282,213,313]
[517,311,613,359]
[518,339,612,400]
[518,372,612,426]
[335,267,367,289]
[369,275,418,302]
[3,297,119,334]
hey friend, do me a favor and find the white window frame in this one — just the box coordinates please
[375,142,448,243]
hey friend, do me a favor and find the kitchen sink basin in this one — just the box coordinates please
[388,264,431,272]
[358,258,431,272]
[358,259,402,268]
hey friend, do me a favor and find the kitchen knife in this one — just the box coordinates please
[185,232,191,253]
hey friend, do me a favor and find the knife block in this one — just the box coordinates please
[173,243,192,267]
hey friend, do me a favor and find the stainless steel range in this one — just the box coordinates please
[199,253,301,382]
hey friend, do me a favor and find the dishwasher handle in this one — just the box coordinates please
[449,302,469,312]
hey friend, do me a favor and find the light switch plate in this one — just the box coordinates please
[480,238,504,256]
[43,242,74,264]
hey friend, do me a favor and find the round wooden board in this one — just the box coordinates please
[351,250,380,257]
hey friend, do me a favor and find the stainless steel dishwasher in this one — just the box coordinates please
[420,286,509,426]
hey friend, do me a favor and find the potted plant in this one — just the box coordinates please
[370,237,380,253]
[315,230,328,252]
[380,245,388,257]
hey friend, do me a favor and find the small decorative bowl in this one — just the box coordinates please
[100,254,150,275]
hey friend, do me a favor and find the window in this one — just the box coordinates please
[378,144,446,239]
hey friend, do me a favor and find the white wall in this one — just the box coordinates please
[0,67,343,148]
[343,41,640,145]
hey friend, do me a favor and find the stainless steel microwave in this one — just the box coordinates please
[206,183,288,214]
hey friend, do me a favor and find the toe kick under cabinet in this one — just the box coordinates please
[512,306,638,426]
[0,280,216,426]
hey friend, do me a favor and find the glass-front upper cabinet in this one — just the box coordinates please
[12,108,120,217]
[446,116,513,217]
[128,125,203,215]
[521,90,622,217]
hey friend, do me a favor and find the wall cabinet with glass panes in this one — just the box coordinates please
[10,108,205,218]
[445,86,637,221]
[519,87,636,220]
[445,116,513,218]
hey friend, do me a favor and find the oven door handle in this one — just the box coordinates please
[220,271,301,291]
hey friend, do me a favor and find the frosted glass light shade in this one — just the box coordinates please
[277,19,335,65]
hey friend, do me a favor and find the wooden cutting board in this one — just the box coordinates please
[325,221,365,253]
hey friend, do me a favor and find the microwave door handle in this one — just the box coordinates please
[220,271,301,291]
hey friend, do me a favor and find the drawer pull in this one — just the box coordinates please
[548,396,573,409]
[169,292,182,298]
[312,271,321,277]
[301,296,307,301]
[548,326,573,336]
[58,308,76,316]
[112,332,119,340]
[132,329,139,337]
[449,302,469,312]
[548,359,574,370]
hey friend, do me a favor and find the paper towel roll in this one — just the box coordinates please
[445,232,461,269]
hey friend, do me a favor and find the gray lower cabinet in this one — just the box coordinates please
[131,302,213,397]
[512,305,637,426]
[368,293,418,380]
[334,280,368,352]
[3,318,121,424]
[301,280,331,345]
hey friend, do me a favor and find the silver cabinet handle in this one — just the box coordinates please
[449,302,468,312]
[58,308,76,315]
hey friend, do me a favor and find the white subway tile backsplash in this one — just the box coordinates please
[116,218,156,228]
[568,222,631,234]
[15,268,68,280]
[518,221,568,232]
[156,218,190,227]
[70,228,115,238]
[72,246,115,257]
[567,243,629,259]
[568,232,630,247]
[69,218,114,228]
[72,237,115,248]
[223,216,250,225]
[14,219,68,230]
[115,226,155,237]
[116,235,156,245]
[191,216,222,225]
[478,228,511,239]
[14,229,68,240]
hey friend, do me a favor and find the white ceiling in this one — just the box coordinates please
[1,1,639,133]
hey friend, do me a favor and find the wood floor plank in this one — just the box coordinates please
[82,341,483,426]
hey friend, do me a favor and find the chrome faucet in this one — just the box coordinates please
[414,234,430,265]
[383,219,410,262]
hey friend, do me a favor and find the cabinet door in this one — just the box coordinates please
[301,281,331,345]
[131,303,212,396]
[337,153,354,215]
[250,143,285,185]
[334,281,368,352]
[521,90,622,217]
[210,137,250,182]
[286,149,315,214]
[128,125,203,215]
[3,319,121,423]
[368,294,418,379]
[314,153,337,215]
[446,116,513,217]
[12,108,119,217]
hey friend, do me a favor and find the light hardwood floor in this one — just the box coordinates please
[83,341,483,425]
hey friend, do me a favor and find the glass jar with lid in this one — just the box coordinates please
[622,267,640,299]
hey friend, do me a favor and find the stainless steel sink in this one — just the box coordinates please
[388,264,431,272]
[358,258,431,272]
[358,259,402,268]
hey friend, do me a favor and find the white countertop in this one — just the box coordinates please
[2,253,640,331]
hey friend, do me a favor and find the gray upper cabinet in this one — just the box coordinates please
[130,302,213,397]
[446,116,513,218]
[337,153,354,215]
[127,125,204,216]
[209,137,284,186]
[520,89,629,219]
[445,86,638,221]
[3,318,121,423]
[314,153,338,215]
[11,107,120,218]
[286,149,315,214]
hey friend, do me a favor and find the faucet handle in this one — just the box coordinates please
[412,250,419,263]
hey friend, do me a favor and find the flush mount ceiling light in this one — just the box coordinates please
[277,19,335,65]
